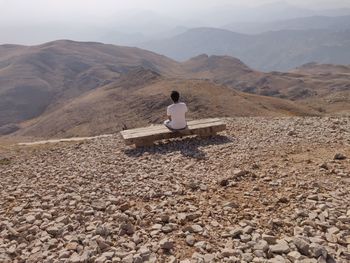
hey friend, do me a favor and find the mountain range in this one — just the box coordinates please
[140,27,350,72]
[0,40,349,139]
[224,15,350,34]
[2,1,350,46]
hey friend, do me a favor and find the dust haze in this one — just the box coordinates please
[1,0,350,45]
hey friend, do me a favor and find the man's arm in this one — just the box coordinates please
[167,106,171,121]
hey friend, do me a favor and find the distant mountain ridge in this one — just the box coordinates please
[224,15,350,34]
[140,27,350,71]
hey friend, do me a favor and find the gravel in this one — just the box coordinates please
[0,117,350,262]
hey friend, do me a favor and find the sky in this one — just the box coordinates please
[1,0,350,24]
[1,0,350,45]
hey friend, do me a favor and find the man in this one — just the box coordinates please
[164,90,188,130]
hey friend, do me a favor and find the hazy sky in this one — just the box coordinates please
[1,0,350,24]
[1,0,350,45]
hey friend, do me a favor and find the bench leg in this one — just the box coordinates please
[135,140,154,148]
[199,132,217,139]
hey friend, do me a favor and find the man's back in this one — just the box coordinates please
[167,102,188,129]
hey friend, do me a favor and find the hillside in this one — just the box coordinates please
[181,55,350,112]
[0,40,181,129]
[1,117,350,262]
[140,27,350,71]
[11,68,317,138]
[1,40,350,139]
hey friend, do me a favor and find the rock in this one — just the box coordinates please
[46,226,62,237]
[268,255,288,263]
[122,254,134,263]
[161,224,174,233]
[278,197,289,203]
[95,225,110,237]
[223,227,243,238]
[119,222,134,236]
[254,240,269,252]
[254,249,265,258]
[0,157,10,165]
[232,169,248,177]
[242,253,254,262]
[159,238,174,251]
[118,202,130,212]
[186,235,195,246]
[309,243,327,258]
[95,255,107,263]
[334,153,346,160]
[288,130,297,136]
[66,242,78,251]
[269,241,290,254]
[240,234,251,242]
[160,214,170,223]
[223,201,239,209]
[96,237,110,250]
[188,181,200,191]
[218,178,229,186]
[25,215,36,224]
[243,225,254,234]
[341,251,350,260]
[5,224,19,237]
[138,247,150,261]
[319,163,328,170]
[287,251,302,262]
[59,250,71,259]
[69,253,84,263]
[262,234,277,245]
[203,254,215,262]
[221,248,235,258]
[6,245,16,255]
[293,237,310,256]
[185,224,203,233]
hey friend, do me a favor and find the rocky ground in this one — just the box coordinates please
[1,117,350,263]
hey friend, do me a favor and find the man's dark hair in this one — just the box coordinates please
[170,90,180,103]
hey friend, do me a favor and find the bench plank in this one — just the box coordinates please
[120,118,226,146]
[122,120,224,139]
[122,118,223,136]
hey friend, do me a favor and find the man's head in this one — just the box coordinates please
[170,90,180,103]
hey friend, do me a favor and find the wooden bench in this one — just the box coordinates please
[120,118,226,147]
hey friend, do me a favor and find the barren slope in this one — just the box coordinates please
[10,68,318,139]
[1,41,350,139]
[0,40,182,131]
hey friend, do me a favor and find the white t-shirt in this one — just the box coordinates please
[167,102,188,129]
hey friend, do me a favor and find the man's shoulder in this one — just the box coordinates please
[168,102,187,109]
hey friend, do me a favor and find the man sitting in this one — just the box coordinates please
[164,90,188,130]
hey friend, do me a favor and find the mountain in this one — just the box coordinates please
[0,40,181,132]
[197,2,316,27]
[13,68,317,138]
[1,40,350,138]
[182,55,350,108]
[2,2,350,46]
[140,27,350,71]
[224,15,350,34]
